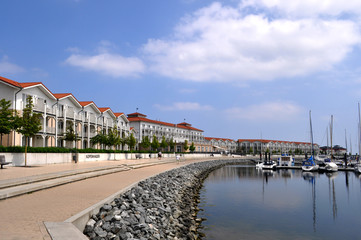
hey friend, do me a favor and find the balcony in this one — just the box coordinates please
[66,109,74,119]
[83,131,96,138]
[46,107,55,115]
[34,101,45,112]
[46,127,56,134]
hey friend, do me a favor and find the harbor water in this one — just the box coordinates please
[197,165,361,240]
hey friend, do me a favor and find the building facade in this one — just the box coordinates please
[0,75,327,154]
[237,139,320,155]
[204,137,237,153]
[0,76,130,150]
[127,112,205,152]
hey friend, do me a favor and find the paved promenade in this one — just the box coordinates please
[0,156,227,240]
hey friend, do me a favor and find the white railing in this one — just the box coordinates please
[46,127,56,134]
[66,110,74,119]
[34,101,45,112]
[46,107,55,115]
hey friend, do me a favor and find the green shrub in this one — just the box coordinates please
[0,146,190,154]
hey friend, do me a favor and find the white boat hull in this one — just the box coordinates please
[262,164,276,170]
[325,162,338,172]
[355,164,361,174]
[302,165,319,172]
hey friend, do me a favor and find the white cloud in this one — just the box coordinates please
[154,102,213,111]
[143,2,361,82]
[65,52,145,78]
[0,55,24,74]
[224,101,303,121]
[241,0,361,17]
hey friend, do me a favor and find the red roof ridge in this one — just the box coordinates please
[0,75,21,87]
[114,112,125,117]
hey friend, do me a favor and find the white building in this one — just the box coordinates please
[204,137,237,153]
[237,139,319,155]
[0,76,130,150]
[127,112,205,152]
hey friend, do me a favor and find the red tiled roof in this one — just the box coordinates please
[79,101,93,107]
[176,123,203,132]
[98,107,111,113]
[53,93,72,99]
[114,112,125,117]
[19,82,42,88]
[237,139,316,145]
[128,115,203,132]
[0,76,21,87]
[205,137,235,142]
[127,112,147,118]
[53,93,82,107]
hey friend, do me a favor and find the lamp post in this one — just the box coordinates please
[74,122,78,163]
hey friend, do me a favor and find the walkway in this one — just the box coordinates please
[0,156,225,240]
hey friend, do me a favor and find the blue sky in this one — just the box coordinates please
[2,0,361,151]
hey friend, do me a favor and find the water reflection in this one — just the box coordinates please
[302,172,317,232]
[198,165,361,240]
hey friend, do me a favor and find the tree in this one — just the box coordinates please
[107,126,122,159]
[127,133,137,152]
[151,135,159,151]
[63,124,77,144]
[16,96,42,166]
[183,140,189,152]
[0,99,15,145]
[91,132,107,149]
[168,137,175,152]
[107,126,121,150]
[140,136,151,150]
[160,136,168,151]
[189,141,195,152]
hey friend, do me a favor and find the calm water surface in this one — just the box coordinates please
[197,165,361,240]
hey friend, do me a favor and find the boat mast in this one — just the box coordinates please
[330,115,333,161]
[359,103,361,156]
[345,129,348,155]
[310,110,314,157]
[326,126,329,155]
[350,134,352,155]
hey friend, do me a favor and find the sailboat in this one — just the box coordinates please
[325,115,338,172]
[302,111,319,172]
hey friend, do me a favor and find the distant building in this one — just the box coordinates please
[321,145,347,155]
[127,112,206,152]
[204,137,237,153]
[237,139,319,155]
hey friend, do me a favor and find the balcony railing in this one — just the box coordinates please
[66,110,74,119]
[46,107,55,115]
[34,101,45,112]
[46,127,56,134]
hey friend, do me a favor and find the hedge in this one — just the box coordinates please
[0,146,184,154]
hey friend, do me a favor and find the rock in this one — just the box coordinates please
[94,226,107,238]
[82,159,248,240]
[101,204,112,211]
[86,218,96,228]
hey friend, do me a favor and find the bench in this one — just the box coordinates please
[0,155,11,169]
[135,154,142,159]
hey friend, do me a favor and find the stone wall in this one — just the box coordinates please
[83,159,250,240]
